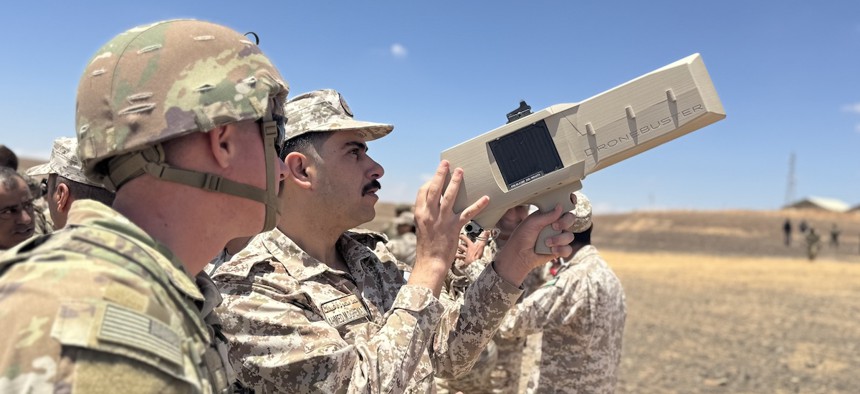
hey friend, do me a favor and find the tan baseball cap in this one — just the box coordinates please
[393,211,415,226]
[568,191,593,233]
[27,137,103,187]
[284,89,393,141]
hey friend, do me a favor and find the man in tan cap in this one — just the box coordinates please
[213,89,578,392]
[26,137,115,229]
[497,192,627,394]
[437,193,594,394]
[386,210,417,270]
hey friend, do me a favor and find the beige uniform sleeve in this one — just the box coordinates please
[432,263,524,379]
[446,251,492,297]
[497,272,589,339]
[217,276,445,393]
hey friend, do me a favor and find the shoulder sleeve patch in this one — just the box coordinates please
[51,300,185,373]
[99,304,183,366]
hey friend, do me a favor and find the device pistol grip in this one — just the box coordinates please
[529,181,582,255]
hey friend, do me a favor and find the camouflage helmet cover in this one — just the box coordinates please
[76,19,289,183]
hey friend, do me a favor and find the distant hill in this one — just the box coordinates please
[366,203,860,262]
[17,156,47,173]
[593,209,860,262]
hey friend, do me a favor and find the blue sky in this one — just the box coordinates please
[2,1,859,213]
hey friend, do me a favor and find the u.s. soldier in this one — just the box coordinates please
[0,19,288,392]
[213,89,577,392]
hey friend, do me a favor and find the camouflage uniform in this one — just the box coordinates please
[497,246,626,394]
[31,202,51,236]
[19,174,51,236]
[386,212,416,271]
[386,231,417,272]
[204,248,233,277]
[438,237,543,394]
[806,229,822,261]
[439,192,594,393]
[0,200,231,393]
[214,228,523,393]
[0,19,287,393]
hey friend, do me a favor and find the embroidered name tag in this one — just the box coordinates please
[321,294,369,328]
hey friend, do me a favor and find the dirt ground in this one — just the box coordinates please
[516,252,860,392]
[368,204,860,393]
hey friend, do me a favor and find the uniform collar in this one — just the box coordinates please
[65,199,204,302]
[213,228,381,283]
[561,245,599,269]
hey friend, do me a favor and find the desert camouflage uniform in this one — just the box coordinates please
[0,200,230,393]
[498,245,626,394]
[204,249,233,277]
[386,231,417,271]
[213,228,523,393]
[386,211,417,270]
[438,237,545,394]
[31,201,51,236]
[440,193,593,393]
[806,229,822,260]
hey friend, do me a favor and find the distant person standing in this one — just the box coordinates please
[386,210,417,270]
[382,204,414,239]
[783,219,792,246]
[799,220,809,234]
[806,228,822,261]
[829,223,840,249]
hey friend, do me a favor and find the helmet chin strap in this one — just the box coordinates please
[105,115,282,233]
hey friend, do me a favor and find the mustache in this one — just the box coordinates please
[362,180,382,195]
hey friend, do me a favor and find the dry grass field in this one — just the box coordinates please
[591,251,859,393]
[369,202,860,393]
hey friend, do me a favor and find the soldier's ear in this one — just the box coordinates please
[207,124,235,169]
[284,152,313,189]
[56,183,71,212]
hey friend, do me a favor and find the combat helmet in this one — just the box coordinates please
[75,19,289,231]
